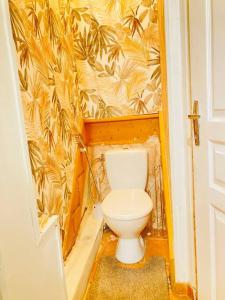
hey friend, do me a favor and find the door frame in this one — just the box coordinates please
[163,0,196,290]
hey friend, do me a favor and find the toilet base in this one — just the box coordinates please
[115,236,145,264]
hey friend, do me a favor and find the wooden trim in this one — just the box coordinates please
[159,112,174,280]
[158,0,175,283]
[62,146,87,259]
[84,113,159,146]
[84,113,159,123]
[62,118,88,259]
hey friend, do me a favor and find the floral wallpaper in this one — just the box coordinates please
[75,0,161,118]
[9,0,161,242]
[9,0,81,238]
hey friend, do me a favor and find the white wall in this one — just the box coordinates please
[0,1,67,299]
[164,0,196,288]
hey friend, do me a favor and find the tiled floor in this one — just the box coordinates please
[84,231,191,300]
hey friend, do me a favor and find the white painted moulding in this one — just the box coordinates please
[64,208,103,300]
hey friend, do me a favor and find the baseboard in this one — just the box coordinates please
[169,257,196,299]
[64,209,103,300]
[173,282,195,299]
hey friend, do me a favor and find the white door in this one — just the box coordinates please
[189,1,225,299]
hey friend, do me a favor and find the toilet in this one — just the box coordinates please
[101,149,153,264]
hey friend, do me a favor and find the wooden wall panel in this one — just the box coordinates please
[84,114,159,146]
[63,148,87,259]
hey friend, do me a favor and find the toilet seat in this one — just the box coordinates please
[101,189,153,220]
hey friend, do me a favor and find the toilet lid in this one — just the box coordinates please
[101,189,153,220]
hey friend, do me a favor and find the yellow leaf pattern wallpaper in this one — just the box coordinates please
[74,0,161,118]
[9,0,161,244]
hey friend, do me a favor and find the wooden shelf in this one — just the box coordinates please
[84,113,159,124]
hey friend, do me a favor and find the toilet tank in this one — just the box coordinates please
[105,149,148,190]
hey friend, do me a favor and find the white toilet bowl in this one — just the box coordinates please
[101,189,153,264]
